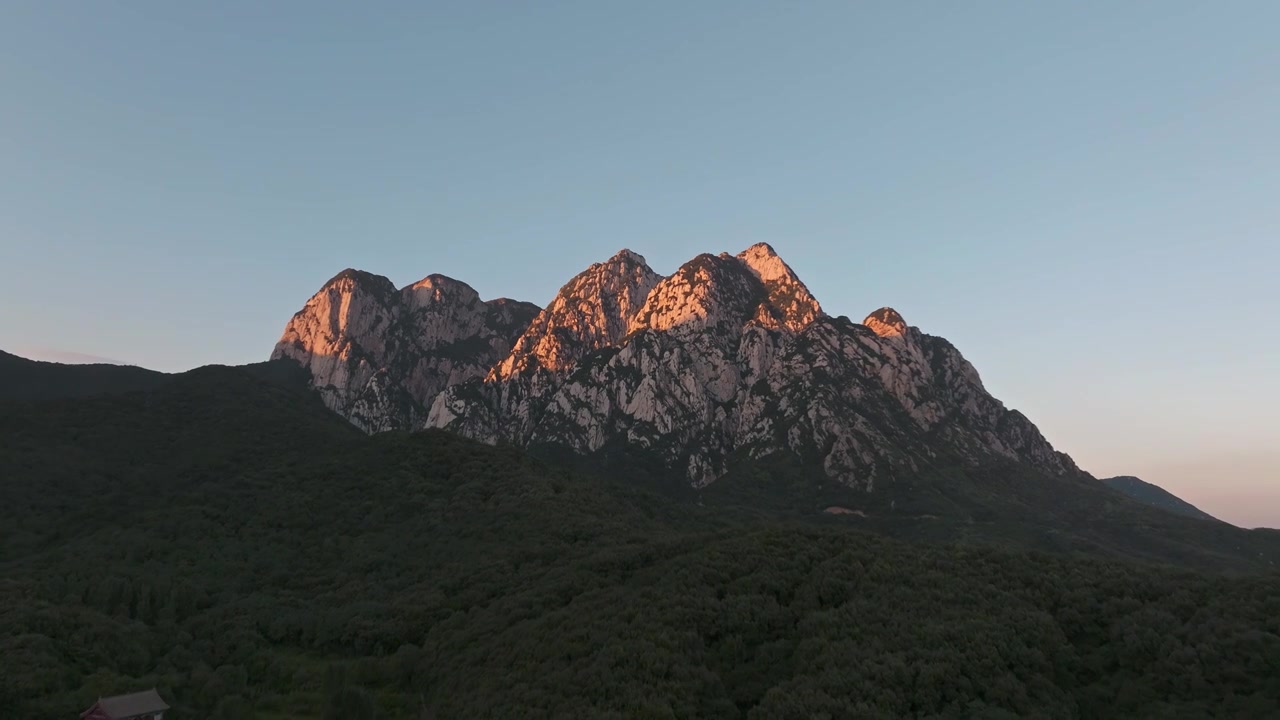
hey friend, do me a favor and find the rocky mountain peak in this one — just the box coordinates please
[326,267,395,288]
[735,242,785,278]
[272,269,538,432]
[401,274,483,314]
[627,253,760,336]
[277,270,399,358]
[403,272,476,295]
[608,248,648,266]
[624,246,823,338]
[736,243,823,332]
[863,307,908,338]
[491,248,663,380]
[317,268,398,302]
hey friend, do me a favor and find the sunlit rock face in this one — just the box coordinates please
[271,269,539,432]
[423,243,1077,487]
[492,249,661,380]
[863,307,908,338]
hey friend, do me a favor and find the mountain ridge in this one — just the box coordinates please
[277,244,1078,493]
[0,349,168,400]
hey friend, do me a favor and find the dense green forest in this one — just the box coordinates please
[2,365,1278,718]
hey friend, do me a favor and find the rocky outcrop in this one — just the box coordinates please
[271,269,539,432]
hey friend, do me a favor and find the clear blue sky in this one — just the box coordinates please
[1,2,1276,526]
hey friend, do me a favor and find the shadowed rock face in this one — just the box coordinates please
[276,244,1078,487]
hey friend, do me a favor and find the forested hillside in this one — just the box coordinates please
[2,364,1279,718]
[0,350,167,400]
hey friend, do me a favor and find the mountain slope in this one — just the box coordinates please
[1103,475,1219,522]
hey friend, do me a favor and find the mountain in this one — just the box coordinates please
[264,246,1280,573]
[271,269,540,432]
[276,244,1077,493]
[3,364,1279,718]
[1103,475,1219,522]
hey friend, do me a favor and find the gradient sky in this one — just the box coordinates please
[1,2,1276,527]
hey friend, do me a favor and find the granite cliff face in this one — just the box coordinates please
[271,269,539,432]
[276,244,1077,488]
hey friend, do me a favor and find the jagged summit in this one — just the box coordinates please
[628,252,759,334]
[401,273,486,315]
[278,244,1078,490]
[325,267,386,285]
[402,274,531,309]
[736,243,823,332]
[272,269,539,432]
[318,268,398,298]
[491,248,662,379]
[404,272,472,291]
[743,244,793,267]
[863,307,908,337]
[735,242,783,275]
[317,269,486,304]
[743,240,778,253]
[607,248,649,265]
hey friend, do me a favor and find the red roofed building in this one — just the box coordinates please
[80,689,169,720]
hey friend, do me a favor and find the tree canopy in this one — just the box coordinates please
[1,366,1277,718]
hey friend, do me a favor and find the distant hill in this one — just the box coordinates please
[1102,475,1219,523]
[0,349,168,400]
[0,349,312,402]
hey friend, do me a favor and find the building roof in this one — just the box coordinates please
[82,688,170,719]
